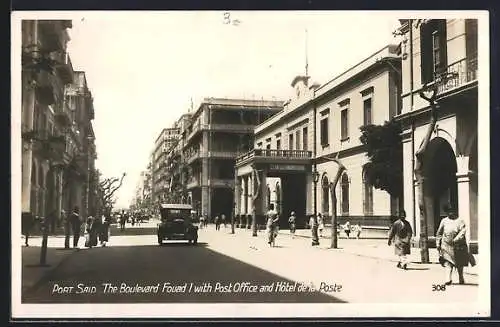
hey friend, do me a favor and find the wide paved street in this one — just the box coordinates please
[22,221,479,304]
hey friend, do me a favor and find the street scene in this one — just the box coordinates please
[13,11,488,318]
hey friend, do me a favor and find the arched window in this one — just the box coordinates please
[321,175,330,214]
[362,167,373,215]
[341,172,349,215]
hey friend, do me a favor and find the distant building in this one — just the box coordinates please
[151,127,180,203]
[184,98,283,219]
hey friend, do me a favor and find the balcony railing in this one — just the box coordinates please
[210,179,235,188]
[50,51,74,85]
[186,178,200,189]
[185,150,201,164]
[236,149,313,164]
[436,56,477,95]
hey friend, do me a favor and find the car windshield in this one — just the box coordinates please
[161,208,192,222]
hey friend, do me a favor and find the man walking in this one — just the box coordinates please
[388,210,413,270]
[70,206,82,249]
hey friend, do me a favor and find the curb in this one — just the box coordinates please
[277,231,478,277]
[22,248,77,297]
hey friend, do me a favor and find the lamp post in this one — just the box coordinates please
[312,170,320,246]
[415,82,439,263]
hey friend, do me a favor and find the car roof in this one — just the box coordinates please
[159,203,193,210]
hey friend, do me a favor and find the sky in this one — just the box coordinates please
[62,11,401,209]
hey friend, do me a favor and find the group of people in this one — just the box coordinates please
[387,206,476,285]
[84,214,111,248]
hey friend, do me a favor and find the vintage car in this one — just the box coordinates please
[157,203,198,245]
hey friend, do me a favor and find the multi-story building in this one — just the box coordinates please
[21,20,97,230]
[184,98,283,219]
[164,113,192,204]
[395,19,478,252]
[151,126,180,203]
[235,45,401,230]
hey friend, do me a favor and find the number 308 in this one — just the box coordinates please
[432,284,447,291]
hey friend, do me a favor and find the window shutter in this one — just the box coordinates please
[437,19,448,73]
[420,23,433,84]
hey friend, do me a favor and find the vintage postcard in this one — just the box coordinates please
[11,10,491,319]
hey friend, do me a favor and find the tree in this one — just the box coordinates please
[359,119,403,201]
[96,171,126,218]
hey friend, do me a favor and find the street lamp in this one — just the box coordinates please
[415,81,439,263]
[312,170,320,246]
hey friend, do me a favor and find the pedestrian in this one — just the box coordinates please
[204,215,209,227]
[288,211,296,238]
[215,216,220,230]
[120,214,126,231]
[70,206,82,249]
[85,216,97,248]
[317,213,324,238]
[266,204,279,246]
[436,205,475,285]
[22,212,34,247]
[343,221,351,239]
[352,224,362,239]
[221,214,226,228]
[100,214,110,247]
[388,210,413,270]
[199,215,205,229]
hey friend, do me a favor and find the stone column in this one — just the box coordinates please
[456,156,472,243]
[234,177,240,227]
[246,174,252,229]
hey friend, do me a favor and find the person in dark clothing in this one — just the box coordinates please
[215,216,220,231]
[388,210,413,270]
[99,215,110,246]
[22,212,34,246]
[70,206,81,248]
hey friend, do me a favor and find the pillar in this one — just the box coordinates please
[234,177,240,226]
[21,21,38,215]
[201,186,210,218]
[246,174,252,228]
[456,156,472,243]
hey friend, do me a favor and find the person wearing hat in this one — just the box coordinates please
[388,210,413,270]
[436,205,471,285]
[288,211,296,238]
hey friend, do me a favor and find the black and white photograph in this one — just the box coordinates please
[11,10,490,319]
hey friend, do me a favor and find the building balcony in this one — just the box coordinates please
[185,150,201,164]
[54,101,72,127]
[236,149,313,167]
[436,55,477,96]
[35,71,55,105]
[209,178,235,188]
[208,150,237,159]
[186,178,200,190]
[208,124,254,133]
[50,51,74,85]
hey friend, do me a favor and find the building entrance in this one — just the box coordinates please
[422,137,458,235]
[266,172,307,229]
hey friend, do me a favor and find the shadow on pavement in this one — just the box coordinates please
[22,243,345,304]
[159,242,208,247]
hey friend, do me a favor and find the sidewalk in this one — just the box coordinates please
[21,238,79,294]
[278,227,479,276]
[21,221,160,294]
[200,227,480,304]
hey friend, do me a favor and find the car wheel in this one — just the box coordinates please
[188,239,193,244]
